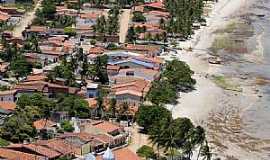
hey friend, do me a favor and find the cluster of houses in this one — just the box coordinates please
[0,0,170,159]
[131,1,169,42]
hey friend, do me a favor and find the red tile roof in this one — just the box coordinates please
[112,79,151,97]
[148,10,170,17]
[37,139,74,155]
[107,65,120,71]
[0,101,16,111]
[89,46,105,55]
[144,1,165,10]
[96,147,140,160]
[0,11,10,21]
[92,121,121,134]
[0,89,17,96]
[0,148,45,160]
[27,26,47,32]
[33,119,57,130]
[85,98,98,109]
[7,143,61,159]
[80,12,99,19]
[25,74,47,82]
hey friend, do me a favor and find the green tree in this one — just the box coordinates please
[127,27,137,43]
[57,95,90,118]
[162,59,196,91]
[109,98,117,118]
[136,105,172,132]
[61,120,74,132]
[10,56,32,79]
[136,145,156,159]
[64,27,76,36]
[132,11,146,22]
[147,80,178,105]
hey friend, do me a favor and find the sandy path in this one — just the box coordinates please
[119,9,131,43]
[127,125,149,153]
[12,0,42,37]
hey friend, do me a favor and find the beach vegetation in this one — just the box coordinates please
[212,75,242,92]
[147,59,195,105]
[136,104,172,133]
[210,34,234,54]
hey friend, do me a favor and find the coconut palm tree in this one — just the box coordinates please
[200,140,212,160]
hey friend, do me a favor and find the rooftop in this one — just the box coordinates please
[33,119,57,130]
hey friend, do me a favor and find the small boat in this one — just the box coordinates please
[256,14,265,17]
[208,57,222,64]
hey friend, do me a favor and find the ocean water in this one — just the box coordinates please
[238,0,270,139]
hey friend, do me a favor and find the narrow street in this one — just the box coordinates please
[119,9,131,43]
[12,0,42,37]
[127,125,150,153]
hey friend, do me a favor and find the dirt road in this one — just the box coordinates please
[12,0,42,37]
[119,9,131,43]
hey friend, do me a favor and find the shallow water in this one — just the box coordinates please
[235,0,270,140]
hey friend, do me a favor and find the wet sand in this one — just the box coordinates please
[163,0,270,159]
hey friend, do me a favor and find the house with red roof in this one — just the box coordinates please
[6,143,62,159]
[0,148,46,160]
[111,79,151,106]
[80,121,128,148]
[33,118,57,134]
[96,147,141,160]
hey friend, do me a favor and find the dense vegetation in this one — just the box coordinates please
[33,0,75,28]
[165,0,205,38]
[147,59,195,105]
[0,41,33,79]
[48,50,108,86]
[136,105,211,160]
[93,7,120,36]
[0,93,90,143]
[132,11,146,22]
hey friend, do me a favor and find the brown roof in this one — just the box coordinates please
[123,44,161,54]
[107,65,120,71]
[94,134,113,144]
[96,147,141,160]
[89,46,105,54]
[58,132,95,142]
[33,119,57,130]
[14,81,68,92]
[25,74,47,82]
[0,101,16,111]
[85,98,98,109]
[0,148,45,160]
[92,121,121,134]
[37,139,74,155]
[0,11,10,21]
[148,10,170,17]
[0,89,17,96]
[7,143,61,159]
[80,12,99,19]
[112,79,151,97]
[27,26,47,32]
[144,1,165,10]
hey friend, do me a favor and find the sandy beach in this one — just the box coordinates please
[163,0,270,159]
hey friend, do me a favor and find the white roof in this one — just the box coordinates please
[103,147,115,160]
[87,83,99,89]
